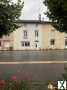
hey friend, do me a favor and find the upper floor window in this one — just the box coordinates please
[23,24,27,27]
[35,30,39,37]
[50,29,55,38]
[51,29,55,32]
[23,30,28,39]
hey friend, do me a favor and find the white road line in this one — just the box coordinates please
[0,61,66,64]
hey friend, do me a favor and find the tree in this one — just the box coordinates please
[43,0,67,33]
[0,0,24,37]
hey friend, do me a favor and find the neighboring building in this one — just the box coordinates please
[0,33,13,50]
[0,20,67,50]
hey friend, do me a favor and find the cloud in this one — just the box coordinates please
[20,0,48,20]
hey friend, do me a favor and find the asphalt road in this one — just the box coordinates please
[0,50,66,87]
[0,50,67,61]
[0,63,66,81]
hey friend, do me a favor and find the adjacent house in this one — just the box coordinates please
[0,20,67,50]
[0,33,13,50]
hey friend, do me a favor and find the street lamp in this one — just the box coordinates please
[48,83,54,90]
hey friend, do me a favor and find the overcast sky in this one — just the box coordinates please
[18,0,48,20]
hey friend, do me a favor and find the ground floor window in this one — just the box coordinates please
[35,44,37,48]
[0,41,1,47]
[4,41,10,47]
[65,38,67,46]
[50,39,55,45]
[21,41,30,47]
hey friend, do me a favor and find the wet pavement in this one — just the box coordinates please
[0,50,67,61]
[0,63,65,81]
[0,50,66,84]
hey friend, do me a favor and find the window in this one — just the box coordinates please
[23,30,28,39]
[27,42,30,46]
[35,40,39,42]
[35,44,37,48]
[50,39,55,45]
[22,41,24,46]
[65,38,67,46]
[35,30,39,37]
[25,42,28,46]
[35,24,38,27]
[0,41,1,47]
[51,29,55,32]
[21,41,30,47]
[23,24,27,27]
[51,29,55,38]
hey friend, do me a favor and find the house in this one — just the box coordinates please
[0,33,13,50]
[13,20,66,50]
[0,20,67,50]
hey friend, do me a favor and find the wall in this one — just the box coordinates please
[13,23,43,50]
[13,23,65,50]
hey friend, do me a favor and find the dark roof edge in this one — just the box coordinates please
[15,20,52,24]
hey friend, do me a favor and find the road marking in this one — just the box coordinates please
[0,61,66,64]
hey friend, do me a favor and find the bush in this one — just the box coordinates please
[0,76,31,90]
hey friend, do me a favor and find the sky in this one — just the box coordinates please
[14,0,48,20]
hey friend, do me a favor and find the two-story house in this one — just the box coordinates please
[0,20,67,50]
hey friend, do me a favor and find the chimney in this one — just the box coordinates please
[38,14,41,21]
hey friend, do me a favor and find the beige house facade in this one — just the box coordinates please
[0,33,13,50]
[0,20,67,50]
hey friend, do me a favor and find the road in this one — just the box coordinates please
[0,62,66,81]
[0,50,66,82]
[0,50,67,61]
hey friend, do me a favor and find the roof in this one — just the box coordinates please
[15,20,51,24]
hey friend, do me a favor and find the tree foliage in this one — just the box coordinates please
[0,0,24,37]
[43,0,67,33]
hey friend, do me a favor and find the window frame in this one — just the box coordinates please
[35,30,39,37]
[21,41,30,47]
[50,39,55,45]
[0,41,1,47]
[65,38,67,46]
[23,30,28,39]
